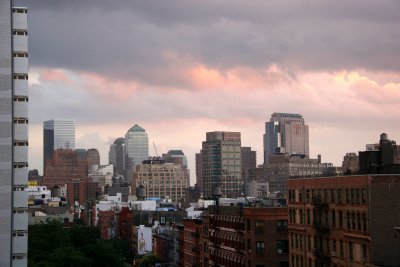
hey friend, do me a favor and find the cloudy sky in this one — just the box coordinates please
[22,0,400,183]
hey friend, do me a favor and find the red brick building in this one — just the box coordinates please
[288,175,400,267]
[183,219,202,267]
[244,207,289,267]
[43,149,88,187]
[183,204,289,267]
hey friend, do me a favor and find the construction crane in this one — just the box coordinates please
[153,142,159,157]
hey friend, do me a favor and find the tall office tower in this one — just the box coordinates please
[241,147,256,181]
[43,119,75,169]
[263,112,309,164]
[109,137,126,175]
[162,150,190,186]
[195,152,203,193]
[125,124,148,180]
[202,131,242,198]
[0,2,29,266]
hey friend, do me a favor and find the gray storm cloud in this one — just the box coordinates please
[18,0,400,87]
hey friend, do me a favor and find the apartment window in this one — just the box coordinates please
[331,211,336,227]
[361,188,366,204]
[338,189,342,203]
[307,209,311,225]
[306,189,310,202]
[13,74,28,80]
[255,220,265,233]
[14,96,29,102]
[299,190,303,202]
[357,212,361,230]
[299,209,304,224]
[14,117,28,124]
[247,239,251,251]
[346,211,350,229]
[277,220,287,231]
[256,241,265,253]
[247,219,251,231]
[362,213,367,231]
[340,241,344,257]
[277,240,289,254]
[331,189,336,203]
[362,244,368,261]
[349,242,354,260]
[338,211,343,228]
[13,140,28,146]
[346,189,350,203]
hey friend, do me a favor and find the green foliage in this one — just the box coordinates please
[138,254,159,267]
[29,220,131,267]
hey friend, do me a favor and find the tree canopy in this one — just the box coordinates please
[29,220,132,267]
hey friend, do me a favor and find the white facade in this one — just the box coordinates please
[0,4,29,266]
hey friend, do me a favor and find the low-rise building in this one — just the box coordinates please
[288,174,400,267]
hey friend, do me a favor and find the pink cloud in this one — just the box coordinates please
[39,69,72,84]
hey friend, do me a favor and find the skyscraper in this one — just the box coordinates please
[263,112,309,164]
[109,137,125,175]
[0,2,29,266]
[125,124,148,179]
[202,131,242,198]
[43,119,75,169]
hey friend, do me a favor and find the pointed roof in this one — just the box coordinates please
[128,124,145,132]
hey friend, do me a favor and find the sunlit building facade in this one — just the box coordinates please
[264,113,309,164]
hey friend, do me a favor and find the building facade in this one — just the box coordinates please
[288,175,400,267]
[42,149,88,188]
[241,147,257,181]
[196,152,203,193]
[133,158,189,202]
[43,119,75,169]
[0,2,29,266]
[162,149,190,186]
[263,113,309,164]
[108,137,125,176]
[125,124,148,180]
[202,131,242,198]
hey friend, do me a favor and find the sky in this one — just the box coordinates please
[22,0,400,184]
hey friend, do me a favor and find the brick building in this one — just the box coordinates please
[43,149,88,187]
[184,203,289,267]
[244,207,289,267]
[288,174,400,267]
[183,219,202,267]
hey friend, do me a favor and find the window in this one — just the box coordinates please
[307,210,311,225]
[331,189,336,203]
[277,220,288,231]
[331,211,336,227]
[277,240,289,254]
[338,189,342,203]
[255,220,265,233]
[256,241,265,253]
[338,211,343,228]
[247,219,251,231]
[340,241,344,257]
[349,242,353,260]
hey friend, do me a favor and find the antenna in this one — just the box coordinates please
[153,142,159,157]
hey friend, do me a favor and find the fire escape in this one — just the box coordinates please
[312,195,331,266]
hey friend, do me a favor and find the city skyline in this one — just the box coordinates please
[21,1,400,184]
